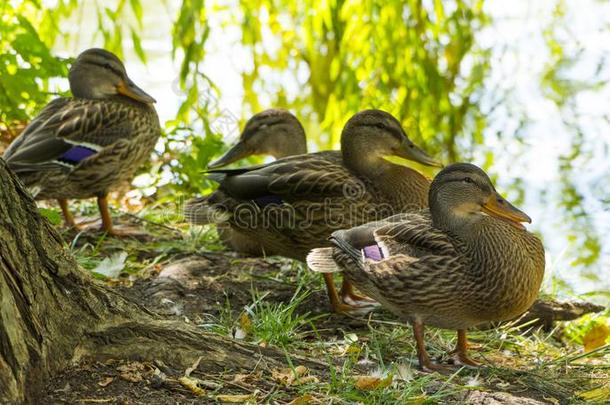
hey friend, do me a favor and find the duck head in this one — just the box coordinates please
[208,109,307,168]
[429,163,531,230]
[68,48,156,104]
[340,109,441,174]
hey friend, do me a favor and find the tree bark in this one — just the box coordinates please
[0,160,324,404]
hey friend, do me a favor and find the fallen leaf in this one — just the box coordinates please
[272,365,317,386]
[287,394,315,405]
[178,376,206,396]
[353,374,393,390]
[577,386,610,401]
[184,356,203,377]
[232,371,262,384]
[117,362,147,383]
[240,312,253,334]
[97,377,113,387]
[93,251,128,279]
[216,393,257,402]
[583,322,610,352]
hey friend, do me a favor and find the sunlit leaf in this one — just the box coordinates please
[583,322,610,352]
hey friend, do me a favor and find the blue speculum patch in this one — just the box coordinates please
[59,145,97,164]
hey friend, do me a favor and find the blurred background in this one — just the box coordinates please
[1,0,609,302]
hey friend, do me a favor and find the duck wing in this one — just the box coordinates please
[3,98,133,173]
[372,211,456,257]
[329,215,464,306]
[208,151,361,202]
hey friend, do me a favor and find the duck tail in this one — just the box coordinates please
[184,197,231,224]
[205,172,227,183]
[330,231,365,270]
[306,248,342,273]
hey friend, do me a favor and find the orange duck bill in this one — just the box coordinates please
[482,191,531,229]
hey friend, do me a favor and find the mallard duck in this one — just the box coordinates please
[307,163,545,371]
[2,48,160,236]
[207,109,307,255]
[208,108,307,169]
[186,109,441,313]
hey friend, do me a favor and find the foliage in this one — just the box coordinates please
[540,0,606,270]
[0,1,69,130]
[237,0,490,163]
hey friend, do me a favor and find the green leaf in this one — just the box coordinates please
[39,208,62,225]
[131,28,146,63]
[129,0,143,26]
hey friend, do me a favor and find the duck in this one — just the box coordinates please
[207,109,307,255]
[208,108,307,169]
[2,48,160,236]
[307,163,545,371]
[186,109,441,313]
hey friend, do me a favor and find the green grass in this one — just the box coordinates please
[246,287,327,347]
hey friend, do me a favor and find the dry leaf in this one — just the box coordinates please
[272,365,315,386]
[97,377,114,387]
[117,362,147,383]
[232,371,262,384]
[178,376,206,396]
[240,312,253,334]
[353,374,393,390]
[184,356,203,377]
[216,393,257,402]
[583,322,610,352]
[121,371,144,382]
[287,394,315,405]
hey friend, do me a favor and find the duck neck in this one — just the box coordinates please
[346,152,430,208]
[430,199,485,243]
[272,136,307,158]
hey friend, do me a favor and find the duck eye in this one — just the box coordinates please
[374,123,385,130]
[464,177,474,184]
[103,63,112,70]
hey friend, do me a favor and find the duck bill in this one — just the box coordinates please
[482,192,531,228]
[117,78,156,104]
[395,140,443,167]
[208,141,251,169]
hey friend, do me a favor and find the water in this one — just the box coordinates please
[51,0,610,301]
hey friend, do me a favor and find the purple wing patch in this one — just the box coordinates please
[254,195,284,207]
[59,145,97,164]
[362,244,384,261]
